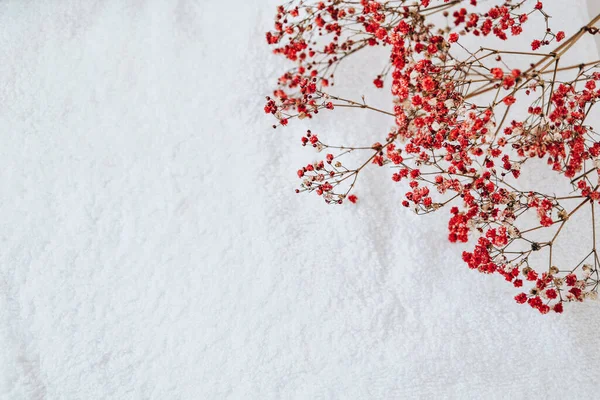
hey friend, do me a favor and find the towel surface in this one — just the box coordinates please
[1,1,600,399]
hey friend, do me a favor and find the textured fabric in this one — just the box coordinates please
[1,1,600,399]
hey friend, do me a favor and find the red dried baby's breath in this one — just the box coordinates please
[265,0,600,313]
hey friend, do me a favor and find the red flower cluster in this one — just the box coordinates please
[265,0,600,313]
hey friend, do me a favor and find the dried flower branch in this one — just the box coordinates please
[265,0,600,313]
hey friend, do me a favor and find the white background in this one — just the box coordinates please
[1,1,600,399]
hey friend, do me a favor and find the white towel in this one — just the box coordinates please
[1,1,599,398]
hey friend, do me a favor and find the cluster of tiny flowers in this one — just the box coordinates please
[265,0,600,313]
